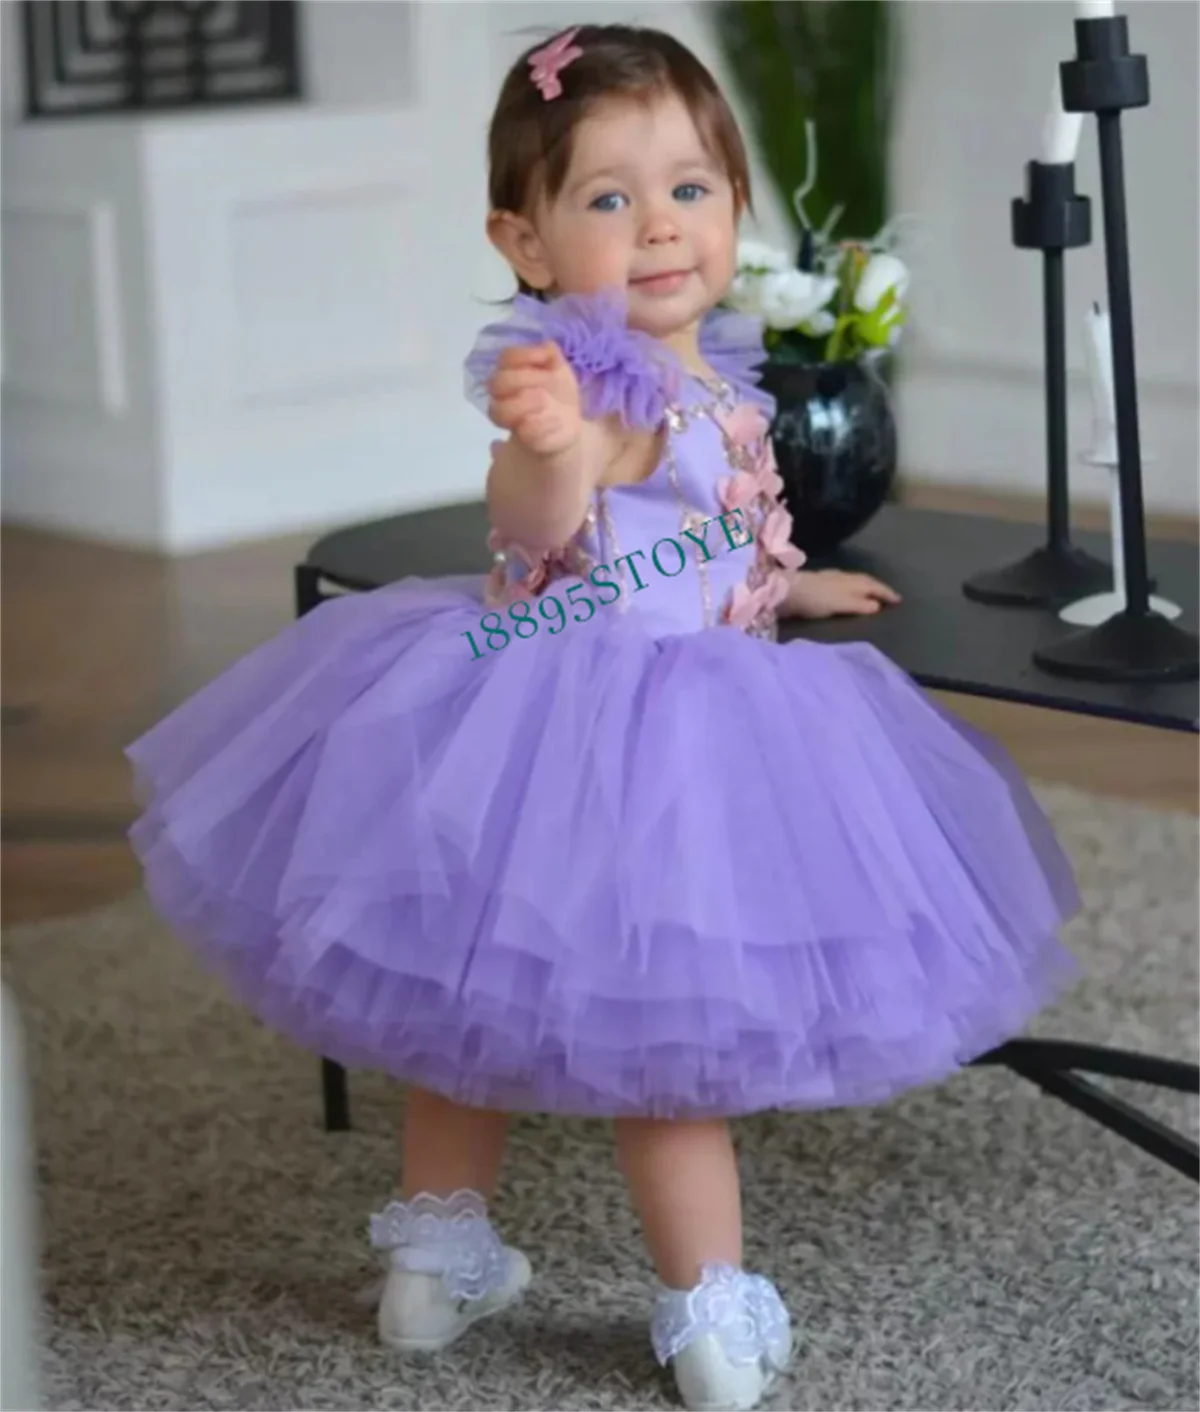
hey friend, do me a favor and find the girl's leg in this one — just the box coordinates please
[400,1085,510,1199]
[615,1116,791,1411]
[614,1116,742,1287]
[372,1087,529,1352]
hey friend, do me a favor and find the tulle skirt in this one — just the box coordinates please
[126,575,1080,1118]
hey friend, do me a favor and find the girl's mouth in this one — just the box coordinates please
[630,270,693,295]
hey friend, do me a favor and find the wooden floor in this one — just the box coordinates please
[3,490,1197,928]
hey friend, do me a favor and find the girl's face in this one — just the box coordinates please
[491,91,739,357]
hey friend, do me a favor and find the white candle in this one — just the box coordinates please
[1041,72,1083,164]
[1076,0,1115,17]
[1084,301,1118,464]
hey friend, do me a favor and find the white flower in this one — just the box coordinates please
[735,239,792,274]
[854,253,910,313]
[803,309,837,336]
[758,269,839,331]
[725,270,767,317]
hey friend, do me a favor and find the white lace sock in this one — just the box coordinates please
[367,1189,531,1354]
[651,1261,793,1370]
[368,1188,514,1301]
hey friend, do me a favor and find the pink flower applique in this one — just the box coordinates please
[723,580,765,630]
[723,567,792,631]
[752,440,785,501]
[760,507,806,572]
[717,470,762,514]
[716,401,770,448]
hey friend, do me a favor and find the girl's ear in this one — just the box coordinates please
[486,209,555,292]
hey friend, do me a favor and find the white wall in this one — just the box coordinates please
[300,0,415,107]
[891,0,1198,514]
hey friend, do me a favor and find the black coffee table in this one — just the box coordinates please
[296,503,1199,1178]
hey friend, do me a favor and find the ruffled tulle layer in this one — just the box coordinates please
[127,579,1080,1117]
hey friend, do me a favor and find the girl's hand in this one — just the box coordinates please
[488,342,583,459]
[784,568,901,620]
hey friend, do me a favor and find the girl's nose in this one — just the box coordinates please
[640,208,681,245]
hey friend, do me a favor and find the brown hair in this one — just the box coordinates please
[488,24,752,291]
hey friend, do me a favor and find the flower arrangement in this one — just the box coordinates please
[725,233,910,367]
[720,118,910,367]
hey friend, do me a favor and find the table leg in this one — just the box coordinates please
[295,562,353,1133]
[972,1039,1198,1180]
[295,562,325,618]
[321,1056,351,1133]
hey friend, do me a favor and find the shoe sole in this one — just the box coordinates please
[674,1333,791,1412]
[678,1366,781,1412]
[379,1271,532,1354]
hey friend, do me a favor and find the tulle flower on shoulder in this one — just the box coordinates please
[697,306,775,416]
[464,288,684,431]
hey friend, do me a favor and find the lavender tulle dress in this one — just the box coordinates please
[126,289,1080,1119]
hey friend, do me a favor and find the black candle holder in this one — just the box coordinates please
[1033,12,1198,682]
[963,161,1112,608]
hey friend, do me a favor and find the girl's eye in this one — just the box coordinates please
[674,183,708,203]
[589,192,627,213]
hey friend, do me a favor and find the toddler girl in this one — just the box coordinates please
[126,24,1080,1411]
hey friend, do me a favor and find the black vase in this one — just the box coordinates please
[760,357,898,558]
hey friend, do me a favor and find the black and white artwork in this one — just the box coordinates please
[19,1,303,118]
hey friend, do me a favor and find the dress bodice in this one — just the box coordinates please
[466,290,805,641]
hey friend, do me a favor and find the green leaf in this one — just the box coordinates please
[854,285,894,346]
[823,312,857,363]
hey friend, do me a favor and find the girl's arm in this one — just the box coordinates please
[486,420,609,553]
[780,565,902,619]
[484,341,611,553]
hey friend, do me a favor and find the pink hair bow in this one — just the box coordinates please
[528,28,583,100]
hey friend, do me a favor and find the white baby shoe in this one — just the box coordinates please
[368,1189,532,1353]
[651,1262,793,1411]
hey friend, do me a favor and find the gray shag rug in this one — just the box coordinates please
[3,783,1198,1412]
